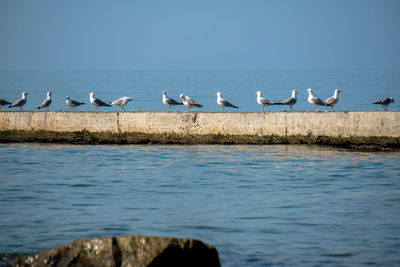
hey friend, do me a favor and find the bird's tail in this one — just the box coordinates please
[37,106,41,109]
[372,102,380,104]
[272,102,284,105]
[193,103,203,107]
[232,105,239,108]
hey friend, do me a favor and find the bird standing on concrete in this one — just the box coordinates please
[274,90,298,111]
[9,92,29,110]
[89,92,112,111]
[162,91,183,112]
[65,96,85,111]
[179,94,203,111]
[0,98,11,110]
[256,91,274,112]
[37,92,52,111]
[110,96,132,111]
[216,92,239,112]
[373,97,395,111]
[324,89,343,111]
[307,88,326,111]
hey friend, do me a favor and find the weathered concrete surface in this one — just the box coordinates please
[0,111,399,148]
[5,236,221,267]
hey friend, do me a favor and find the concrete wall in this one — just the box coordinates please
[1,111,399,138]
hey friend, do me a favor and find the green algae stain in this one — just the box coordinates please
[0,130,399,151]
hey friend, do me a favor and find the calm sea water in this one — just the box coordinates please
[0,144,400,266]
[0,69,399,111]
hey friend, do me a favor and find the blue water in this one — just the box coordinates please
[1,144,400,266]
[0,69,399,111]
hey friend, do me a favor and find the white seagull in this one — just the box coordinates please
[162,91,183,111]
[179,94,203,111]
[0,98,11,110]
[37,91,52,111]
[274,90,298,111]
[256,91,274,112]
[373,97,395,111]
[324,89,343,111]
[307,88,326,111]
[216,92,238,112]
[65,96,85,111]
[9,92,29,110]
[111,96,132,111]
[89,92,111,111]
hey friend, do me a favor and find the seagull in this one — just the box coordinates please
[216,92,238,112]
[307,88,326,111]
[324,89,343,111]
[274,90,298,111]
[373,97,395,111]
[162,91,183,111]
[9,92,29,110]
[110,96,132,111]
[89,92,111,111]
[65,96,85,111]
[256,91,274,112]
[179,94,203,111]
[0,98,11,110]
[37,91,52,111]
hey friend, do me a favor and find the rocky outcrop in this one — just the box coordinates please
[6,236,221,267]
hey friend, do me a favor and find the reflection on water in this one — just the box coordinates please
[0,144,400,266]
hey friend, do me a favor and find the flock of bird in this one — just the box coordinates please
[0,89,396,112]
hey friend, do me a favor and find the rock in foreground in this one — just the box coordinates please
[7,235,221,267]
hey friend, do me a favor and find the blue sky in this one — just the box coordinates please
[0,0,399,70]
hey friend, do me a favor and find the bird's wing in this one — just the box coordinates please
[221,99,238,108]
[260,97,273,105]
[71,99,84,105]
[0,99,11,105]
[111,98,124,105]
[38,98,51,108]
[186,96,196,104]
[94,98,111,106]
[280,96,296,105]
[312,97,326,105]
[11,98,25,107]
[166,97,182,105]
[324,96,336,105]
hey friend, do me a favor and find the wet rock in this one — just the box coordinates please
[7,236,221,267]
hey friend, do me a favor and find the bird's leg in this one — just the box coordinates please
[122,106,125,112]
[331,106,333,112]
[168,106,171,112]
[314,105,316,112]
[262,106,264,112]
[95,106,98,112]
[290,105,293,111]
[20,106,22,111]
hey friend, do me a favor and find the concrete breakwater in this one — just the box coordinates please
[0,111,399,148]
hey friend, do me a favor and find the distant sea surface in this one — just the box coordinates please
[0,69,399,111]
[1,70,400,266]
